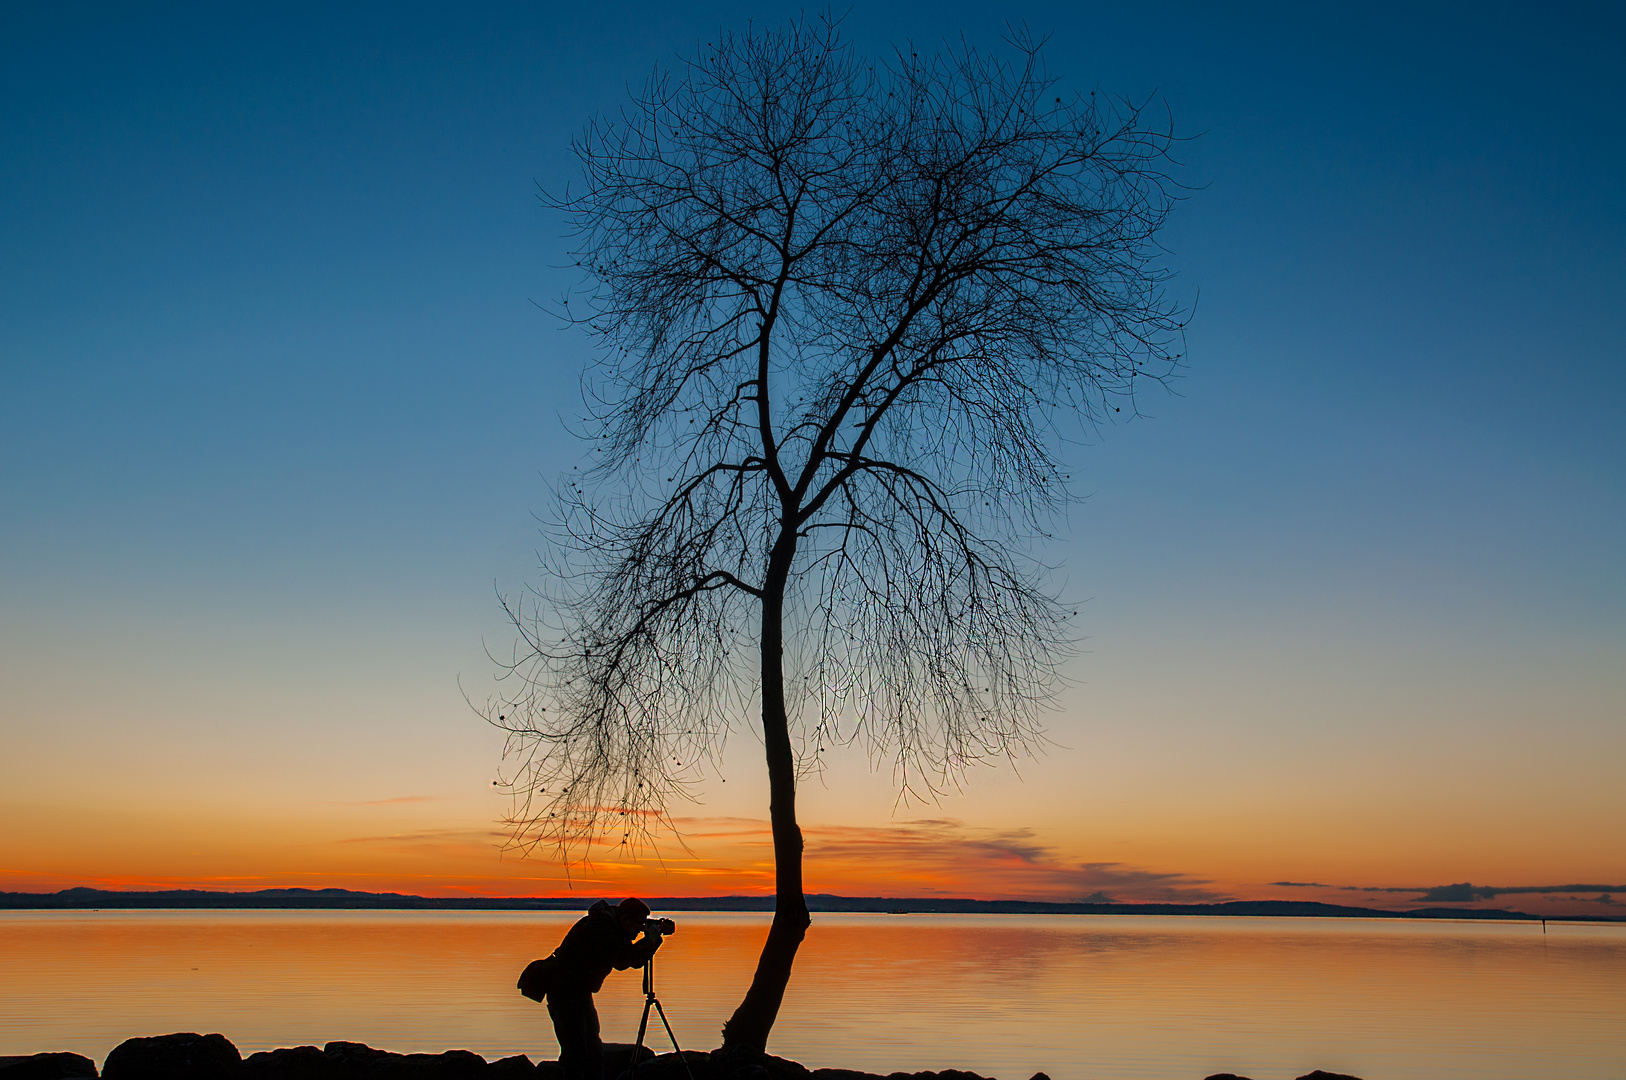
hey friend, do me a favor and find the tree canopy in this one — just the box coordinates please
[489,17,1184,1049]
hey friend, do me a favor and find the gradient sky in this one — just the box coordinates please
[3,2,1622,917]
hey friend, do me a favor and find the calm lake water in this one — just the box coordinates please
[1,911,1621,1080]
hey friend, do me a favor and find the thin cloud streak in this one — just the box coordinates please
[337,828,507,851]
[795,818,1224,902]
[1272,880,1626,902]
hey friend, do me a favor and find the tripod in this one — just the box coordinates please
[632,956,695,1080]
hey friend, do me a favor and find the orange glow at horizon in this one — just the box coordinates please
[4,810,1622,920]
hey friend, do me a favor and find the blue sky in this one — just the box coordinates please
[2,2,1622,902]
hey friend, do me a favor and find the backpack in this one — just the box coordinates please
[517,954,560,1002]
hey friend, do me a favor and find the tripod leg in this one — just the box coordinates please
[651,1000,695,1080]
[652,999,682,1054]
[634,997,653,1058]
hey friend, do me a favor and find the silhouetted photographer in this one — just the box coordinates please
[519,898,671,1080]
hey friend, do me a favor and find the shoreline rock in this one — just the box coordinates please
[1,1035,1364,1080]
[1205,1073,1364,1080]
[104,1034,240,1080]
[0,1054,98,1080]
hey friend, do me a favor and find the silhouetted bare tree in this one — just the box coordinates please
[488,17,1184,1051]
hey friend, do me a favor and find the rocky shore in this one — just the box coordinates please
[0,1033,1363,1080]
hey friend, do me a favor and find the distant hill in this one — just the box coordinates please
[1,887,1609,920]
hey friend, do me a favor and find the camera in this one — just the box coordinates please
[650,917,676,935]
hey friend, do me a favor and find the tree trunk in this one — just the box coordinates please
[720,532,809,1052]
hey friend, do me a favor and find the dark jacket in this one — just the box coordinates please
[551,899,663,993]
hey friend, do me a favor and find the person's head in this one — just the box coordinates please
[616,897,650,935]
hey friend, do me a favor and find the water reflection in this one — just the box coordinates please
[1,911,1621,1080]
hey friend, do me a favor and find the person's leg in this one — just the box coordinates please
[581,995,604,1080]
[548,990,593,1080]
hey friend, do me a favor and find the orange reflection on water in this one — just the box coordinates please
[2,911,1622,1080]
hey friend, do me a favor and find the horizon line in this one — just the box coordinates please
[4,886,1621,923]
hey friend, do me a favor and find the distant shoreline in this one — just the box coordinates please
[3,888,1619,922]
